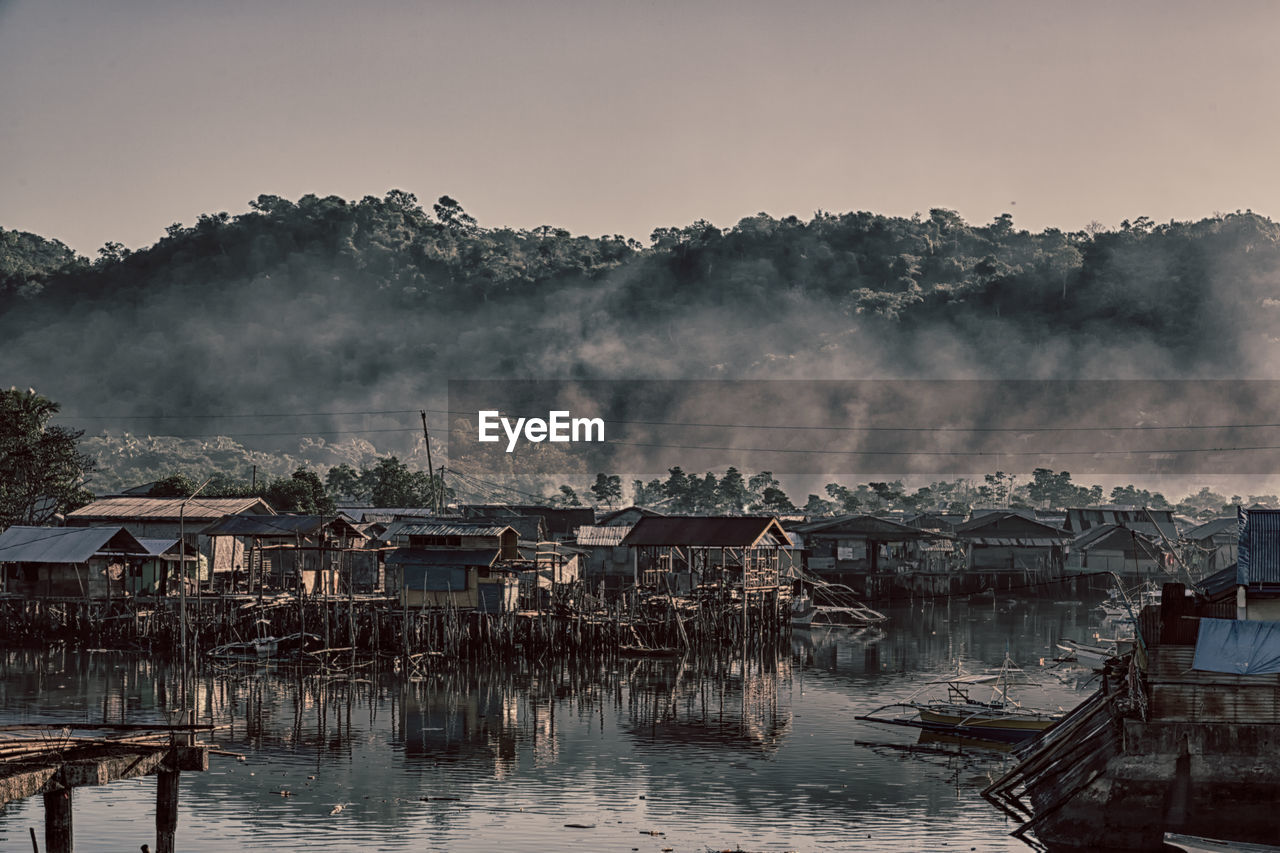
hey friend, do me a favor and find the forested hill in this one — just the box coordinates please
[4,193,1280,451]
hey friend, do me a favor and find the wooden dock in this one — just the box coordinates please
[0,724,210,853]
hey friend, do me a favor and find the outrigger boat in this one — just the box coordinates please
[791,579,887,629]
[857,657,1063,745]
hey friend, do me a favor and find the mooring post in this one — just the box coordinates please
[156,768,180,853]
[43,788,72,853]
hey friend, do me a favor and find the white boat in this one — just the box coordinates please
[1164,832,1280,852]
[1055,638,1118,666]
[858,656,1063,745]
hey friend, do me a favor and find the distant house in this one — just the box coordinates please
[1183,517,1238,579]
[954,512,1070,579]
[385,522,519,612]
[574,525,633,593]
[597,506,666,527]
[1231,508,1280,620]
[793,514,954,594]
[65,496,274,584]
[199,514,368,595]
[459,504,594,541]
[0,526,149,599]
[1063,506,1178,541]
[620,516,789,595]
[1066,524,1169,582]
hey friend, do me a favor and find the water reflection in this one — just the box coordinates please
[0,599,1106,852]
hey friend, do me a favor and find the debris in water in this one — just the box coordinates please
[330,804,344,815]
[563,823,596,829]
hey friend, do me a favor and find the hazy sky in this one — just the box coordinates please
[3,0,1278,255]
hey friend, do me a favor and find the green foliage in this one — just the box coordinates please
[588,473,623,508]
[0,389,95,527]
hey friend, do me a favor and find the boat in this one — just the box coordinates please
[792,578,887,628]
[857,657,1064,745]
[790,593,817,627]
[809,602,888,627]
[1055,638,1120,666]
[1164,832,1280,852]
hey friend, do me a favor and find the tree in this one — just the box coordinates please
[824,483,861,514]
[365,456,435,507]
[552,485,582,507]
[664,467,693,512]
[589,473,623,508]
[632,478,664,506]
[264,469,335,515]
[0,389,95,527]
[326,463,365,501]
[718,467,749,514]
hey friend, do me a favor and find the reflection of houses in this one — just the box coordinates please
[1066,524,1168,583]
[65,496,274,585]
[573,525,632,594]
[1183,517,1237,580]
[954,512,1070,584]
[794,515,954,595]
[621,516,788,596]
[386,522,519,612]
[0,526,149,599]
[198,514,369,595]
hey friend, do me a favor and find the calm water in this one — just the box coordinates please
[0,600,1109,852]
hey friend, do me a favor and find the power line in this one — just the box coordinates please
[603,440,1280,457]
[60,409,419,420]
[55,405,1280,434]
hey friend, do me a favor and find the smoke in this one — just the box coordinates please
[8,208,1280,500]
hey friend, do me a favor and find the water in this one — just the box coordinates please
[0,599,1108,852]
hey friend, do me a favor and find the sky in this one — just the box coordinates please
[3,0,1279,256]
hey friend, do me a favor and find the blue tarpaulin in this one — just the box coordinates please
[1192,617,1280,675]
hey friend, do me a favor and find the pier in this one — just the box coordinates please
[0,724,210,853]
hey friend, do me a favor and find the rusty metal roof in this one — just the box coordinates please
[199,514,364,539]
[574,526,632,547]
[66,497,273,521]
[0,526,148,563]
[621,516,787,547]
[395,522,515,538]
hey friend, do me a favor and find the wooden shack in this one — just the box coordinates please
[0,526,149,599]
[198,514,368,595]
[385,522,519,612]
[65,496,274,586]
[620,516,788,595]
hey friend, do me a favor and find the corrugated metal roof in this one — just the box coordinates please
[574,526,631,547]
[1238,508,1280,585]
[1185,517,1238,541]
[967,537,1064,547]
[0,526,147,563]
[621,517,786,547]
[198,514,362,538]
[795,514,939,538]
[396,522,515,538]
[66,496,273,521]
[135,537,180,556]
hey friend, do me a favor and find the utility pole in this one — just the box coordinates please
[420,410,436,514]
[179,477,211,737]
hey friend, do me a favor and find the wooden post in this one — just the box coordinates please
[43,788,72,853]
[156,769,180,853]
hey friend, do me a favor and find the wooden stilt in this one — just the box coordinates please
[156,769,179,853]
[43,788,71,853]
